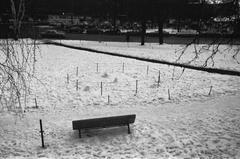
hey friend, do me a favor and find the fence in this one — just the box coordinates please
[61,61,216,105]
[27,59,238,110]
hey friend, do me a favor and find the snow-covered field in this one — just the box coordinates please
[0,40,240,159]
[59,40,240,71]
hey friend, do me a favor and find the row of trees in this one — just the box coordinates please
[1,0,239,44]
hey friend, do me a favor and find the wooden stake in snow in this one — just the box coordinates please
[147,65,149,75]
[208,86,213,96]
[76,80,78,91]
[135,80,138,95]
[122,63,125,73]
[101,82,103,96]
[97,63,99,73]
[67,74,69,84]
[39,119,45,148]
[108,95,110,104]
[158,71,161,87]
[35,98,38,109]
[168,89,171,100]
[76,67,78,77]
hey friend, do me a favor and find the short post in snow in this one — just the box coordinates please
[157,71,161,87]
[35,98,38,109]
[108,95,110,104]
[76,80,78,91]
[135,80,138,95]
[122,63,125,73]
[96,63,99,73]
[39,119,45,148]
[168,89,171,100]
[67,74,69,84]
[147,65,149,76]
[208,86,213,96]
[76,67,78,77]
[101,82,103,96]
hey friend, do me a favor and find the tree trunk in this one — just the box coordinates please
[113,13,116,33]
[141,20,146,46]
[158,19,163,45]
[177,18,181,32]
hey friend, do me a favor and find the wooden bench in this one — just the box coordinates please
[72,114,136,138]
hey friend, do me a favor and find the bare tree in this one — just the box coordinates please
[10,0,25,40]
[172,0,240,78]
[0,0,38,115]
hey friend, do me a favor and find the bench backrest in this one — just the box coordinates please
[72,114,136,130]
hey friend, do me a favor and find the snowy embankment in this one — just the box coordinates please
[56,40,240,71]
[0,41,240,159]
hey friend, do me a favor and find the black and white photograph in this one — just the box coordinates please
[0,0,240,158]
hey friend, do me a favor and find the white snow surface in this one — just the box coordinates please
[0,40,240,159]
[59,40,240,71]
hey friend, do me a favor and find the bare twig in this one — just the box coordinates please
[0,0,39,114]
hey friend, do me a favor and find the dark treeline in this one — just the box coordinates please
[0,0,239,43]
[0,0,238,20]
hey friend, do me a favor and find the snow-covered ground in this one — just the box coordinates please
[59,40,240,71]
[0,41,240,159]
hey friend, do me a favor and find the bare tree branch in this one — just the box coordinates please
[0,0,39,114]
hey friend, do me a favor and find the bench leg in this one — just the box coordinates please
[127,124,131,134]
[79,129,82,138]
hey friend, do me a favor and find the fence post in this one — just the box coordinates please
[35,98,38,109]
[101,82,103,96]
[39,119,45,148]
[135,80,138,95]
[97,63,99,73]
[122,63,125,73]
[168,89,171,100]
[67,74,69,84]
[76,67,78,77]
[158,71,161,87]
[147,65,149,75]
[76,80,78,91]
[208,86,213,96]
[108,95,110,104]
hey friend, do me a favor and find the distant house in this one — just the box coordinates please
[48,14,87,26]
